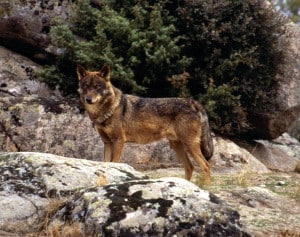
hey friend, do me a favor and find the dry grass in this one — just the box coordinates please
[42,198,87,237]
[192,169,251,190]
[44,198,68,229]
[47,222,85,237]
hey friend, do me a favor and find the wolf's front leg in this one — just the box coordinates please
[104,142,112,162]
[111,139,125,162]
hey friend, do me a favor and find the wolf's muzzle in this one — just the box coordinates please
[85,96,93,104]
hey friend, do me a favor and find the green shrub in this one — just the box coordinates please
[35,65,70,93]
[38,0,191,96]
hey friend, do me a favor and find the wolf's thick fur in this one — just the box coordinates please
[77,65,214,184]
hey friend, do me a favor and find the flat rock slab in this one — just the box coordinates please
[0,152,148,196]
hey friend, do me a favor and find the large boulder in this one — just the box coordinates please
[0,0,72,64]
[0,152,250,236]
[51,178,250,237]
[247,23,300,139]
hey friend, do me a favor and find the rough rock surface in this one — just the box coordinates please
[0,0,72,64]
[210,136,270,174]
[51,177,250,237]
[0,152,250,236]
[0,152,147,233]
[237,133,300,172]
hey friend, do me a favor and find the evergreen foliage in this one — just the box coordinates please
[37,0,288,136]
[41,0,191,96]
[171,0,287,134]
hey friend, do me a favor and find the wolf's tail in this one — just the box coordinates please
[193,101,214,160]
[200,110,214,160]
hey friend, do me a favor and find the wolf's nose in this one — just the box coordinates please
[85,96,93,104]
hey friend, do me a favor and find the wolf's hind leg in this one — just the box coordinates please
[169,140,194,180]
[183,142,211,185]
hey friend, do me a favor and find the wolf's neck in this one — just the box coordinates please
[90,86,122,124]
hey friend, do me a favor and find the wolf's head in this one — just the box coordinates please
[77,65,114,106]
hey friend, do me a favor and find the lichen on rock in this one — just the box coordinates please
[51,178,250,237]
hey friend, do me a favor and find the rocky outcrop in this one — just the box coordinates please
[0,152,250,236]
[210,136,270,174]
[0,0,72,64]
[237,133,300,172]
[247,23,300,139]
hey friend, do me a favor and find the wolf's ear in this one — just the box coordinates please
[77,65,88,81]
[99,65,111,81]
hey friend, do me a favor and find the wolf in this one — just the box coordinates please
[77,65,214,184]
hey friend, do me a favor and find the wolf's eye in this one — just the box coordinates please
[81,84,88,89]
